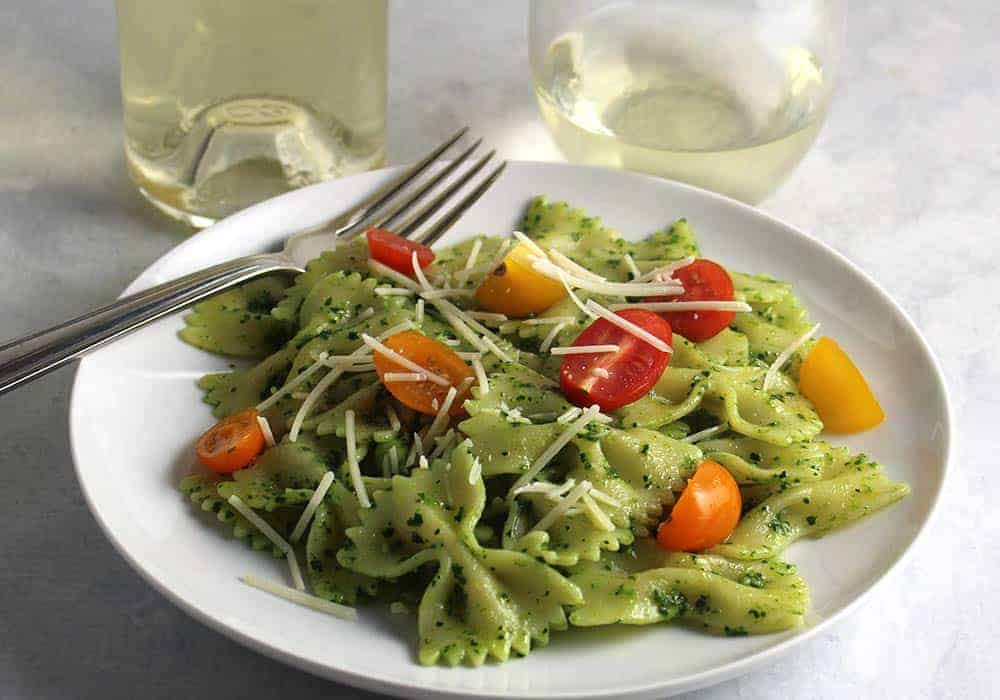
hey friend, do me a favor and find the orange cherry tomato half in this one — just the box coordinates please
[195,408,266,474]
[559,308,673,412]
[649,259,735,342]
[656,461,742,552]
[366,227,435,277]
[373,330,474,416]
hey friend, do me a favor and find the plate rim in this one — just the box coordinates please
[68,160,954,699]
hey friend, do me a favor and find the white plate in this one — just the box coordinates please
[69,162,952,699]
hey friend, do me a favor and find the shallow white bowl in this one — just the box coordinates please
[69,162,952,699]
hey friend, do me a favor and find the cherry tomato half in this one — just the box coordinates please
[366,227,435,277]
[373,330,474,416]
[656,461,741,552]
[559,309,673,412]
[475,243,567,317]
[649,259,735,342]
[195,408,266,473]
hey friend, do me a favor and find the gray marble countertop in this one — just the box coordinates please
[2,1,997,698]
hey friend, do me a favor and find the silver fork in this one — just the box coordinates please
[0,127,507,397]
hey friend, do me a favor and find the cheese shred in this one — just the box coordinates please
[344,410,370,508]
[240,575,357,621]
[290,471,336,542]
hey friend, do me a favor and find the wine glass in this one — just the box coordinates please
[530,0,845,203]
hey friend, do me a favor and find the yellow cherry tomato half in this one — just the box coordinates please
[475,243,567,317]
[798,336,885,434]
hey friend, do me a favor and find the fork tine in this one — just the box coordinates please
[409,161,508,247]
[368,138,483,233]
[396,150,497,239]
[334,125,468,238]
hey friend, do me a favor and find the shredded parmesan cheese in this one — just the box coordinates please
[376,320,417,340]
[463,238,483,270]
[404,432,424,469]
[479,333,513,363]
[383,372,427,383]
[485,239,512,274]
[547,248,606,282]
[289,363,346,442]
[587,486,623,509]
[639,256,696,282]
[763,323,821,391]
[411,251,433,291]
[374,287,414,296]
[385,404,401,432]
[524,316,576,326]
[471,357,489,394]
[556,406,582,423]
[226,495,290,554]
[510,405,601,497]
[422,386,458,452]
[540,321,568,353]
[287,551,306,591]
[430,429,457,459]
[581,492,616,531]
[468,456,482,485]
[256,351,329,411]
[368,258,420,291]
[240,575,357,621]
[421,289,475,300]
[550,344,620,356]
[344,410,370,508]
[466,311,508,324]
[512,231,545,257]
[532,481,590,532]
[683,423,728,443]
[609,300,752,313]
[530,256,683,297]
[256,415,276,447]
[415,298,424,324]
[623,253,642,281]
[585,300,672,353]
[290,471,336,542]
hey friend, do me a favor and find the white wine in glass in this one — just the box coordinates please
[117,0,387,227]
[530,0,843,204]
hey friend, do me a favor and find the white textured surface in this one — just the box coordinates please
[0,1,996,698]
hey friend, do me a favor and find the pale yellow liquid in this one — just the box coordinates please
[534,5,829,203]
[117,0,387,226]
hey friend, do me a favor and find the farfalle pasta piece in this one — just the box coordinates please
[568,542,808,635]
[180,277,293,359]
[216,435,332,510]
[710,455,910,561]
[504,427,702,566]
[180,474,295,557]
[271,238,370,322]
[337,441,582,666]
[305,482,378,605]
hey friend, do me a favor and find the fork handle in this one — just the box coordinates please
[0,253,300,397]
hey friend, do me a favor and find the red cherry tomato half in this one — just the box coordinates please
[366,227,435,277]
[649,259,735,342]
[559,309,673,412]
